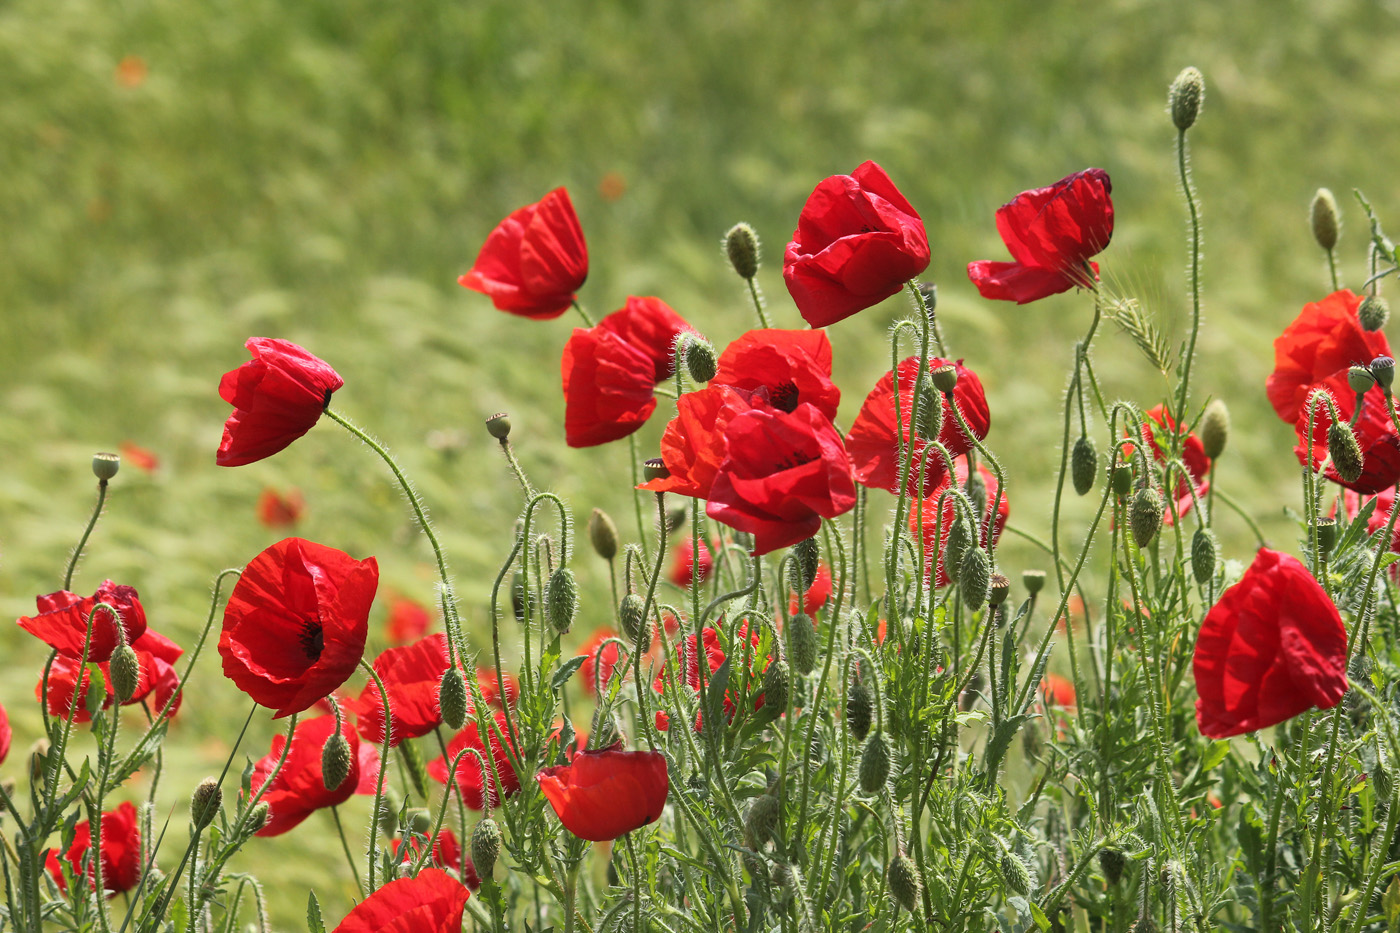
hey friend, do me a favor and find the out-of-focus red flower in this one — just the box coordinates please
[427,711,520,810]
[712,330,841,421]
[783,161,930,327]
[330,867,470,933]
[706,402,857,555]
[1193,548,1348,738]
[59,801,141,896]
[789,563,833,617]
[348,634,450,746]
[0,701,9,766]
[846,357,991,499]
[561,297,692,447]
[391,829,480,890]
[252,714,376,836]
[18,581,147,664]
[473,667,519,709]
[256,487,306,528]
[217,338,343,467]
[219,537,379,719]
[538,747,669,841]
[1132,405,1211,523]
[118,441,159,473]
[1040,674,1077,710]
[669,538,713,589]
[115,55,148,88]
[639,385,766,499]
[385,596,432,645]
[967,168,1113,304]
[1293,369,1400,494]
[1266,290,1389,425]
[910,461,1009,588]
[1335,489,1400,573]
[652,623,766,731]
[458,188,588,321]
[598,172,627,202]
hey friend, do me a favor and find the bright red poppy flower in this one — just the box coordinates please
[1193,548,1348,738]
[216,338,344,467]
[331,867,471,933]
[846,357,991,499]
[58,801,141,896]
[458,188,588,321]
[1293,371,1400,494]
[707,402,857,555]
[1266,290,1389,425]
[911,461,1009,587]
[561,296,692,447]
[18,580,148,664]
[967,168,1114,304]
[639,384,767,499]
[0,701,9,766]
[427,711,520,810]
[789,563,833,617]
[347,634,450,746]
[391,829,480,890]
[669,537,713,589]
[256,487,305,528]
[783,161,930,327]
[712,329,841,421]
[384,596,432,645]
[251,713,377,836]
[39,627,184,723]
[1134,405,1211,523]
[219,537,379,719]
[577,627,624,696]
[537,746,669,841]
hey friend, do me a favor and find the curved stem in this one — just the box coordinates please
[746,278,771,329]
[359,659,394,891]
[64,479,109,590]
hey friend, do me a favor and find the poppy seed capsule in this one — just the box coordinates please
[1200,399,1230,460]
[1372,356,1396,391]
[931,364,959,394]
[92,452,121,482]
[1071,435,1097,496]
[438,666,468,730]
[190,778,223,830]
[485,412,511,441]
[1349,365,1376,394]
[684,335,718,384]
[642,457,669,482]
[109,644,142,704]
[1316,516,1339,556]
[1130,487,1164,549]
[472,817,501,879]
[725,222,760,280]
[915,380,943,442]
[959,546,992,610]
[321,730,352,792]
[859,732,891,794]
[786,614,819,676]
[1327,422,1365,483]
[1111,464,1134,498]
[1191,528,1217,584]
[761,659,790,713]
[1022,569,1046,595]
[1099,847,1126,885]
[846,674,873,741]
[1168,66,1205,131]
[619,593,648,644]
[1311,188,1341,252]
[1360,295,1390,332]
[743,793,781,850]
[988,573,1011,608]
[588,508,619,561]
[887,851,923,913]
[544,567,578,635]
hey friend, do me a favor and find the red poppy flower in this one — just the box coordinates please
[458,188,588,321]
[1336,488,1400,564]
[783,161,930,327]
[257,487,305,528]
[639,384,767,499]
[38,627,184,723]
[1266,290,1389,425]
[331,867,471,933]
[712,329,841,421]
[473,667,519,709]
[60,801,141,896]
[911,460,1009,587]
[1193,548,1348,738]
[252,713,376,836]
[967,168,1114,304]
[118,440,159,473]
[427,711,520,810]
[669,538,713,589]
[652,623,766,731]
[561,296,692,447]
[1039,674,1077,710]
[1132,405,1211,523]
[1292,371,1400,494]
[216,338,343,467]
[577,627,624,696]
[789,563,833,617]
[219,537,379,719]
[385,596,432,645]
[538,747,669,841]
[347,634,450,746]
[846,357,991,499]
[18,581,148,664]
[0,701,9,766]
[391,830,480,890]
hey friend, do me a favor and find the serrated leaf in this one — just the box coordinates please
[551,655,587,691]
[308,891,326,933]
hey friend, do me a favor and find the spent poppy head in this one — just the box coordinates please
[538,747,669,841]
[783,161,930,328]
[330,867,471,933]
[712,329,841,421]
[458,188,588,321]
[251,713,375,836]
[1266,290,1390,425]
[62,801,141,897]
[1193,548,1348,738]
[217,338,344,467]
[967,168,1114,304]
[18,580,147,664]
[347,634,451,746]
[219,537,379,719]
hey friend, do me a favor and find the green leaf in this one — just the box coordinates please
[551,655,587,691]
[1384,875,1400,933]
[1200,740,1230,773]
[702,659,731,731]
[1028,900,1052,932]
[308,891,326,933]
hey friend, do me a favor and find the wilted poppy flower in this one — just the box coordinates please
[392,830,480,890]
[846,357,991,498]
[257,487,305,528]
[911,461,1009,587]
[331,867,471,933]
[217,338,344,467]
[252,713,377,836]
[1266,290,1390,425]
[967,168,1114,304]
[712,330,841,421]
[783,161,930,327]
[347,634,450,746]
[639,384,766,499]
[1293,372,1400,494]
[577,627,624,696]
[561,297,692,447]
[707,402,857,555]
[58,801,141,896]
[669,538,713,589]
[118,440,159,473]
[538,747,669,841]
[219,537,379,718]
[458,188,588,321]
[1193,548,1348,738]
[789,563,833,617]
[385,596,432,645]
[18,581,147,664]
[427,711,520,810]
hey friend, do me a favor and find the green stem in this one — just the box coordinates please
[359,659,394,892]
[572,299,595,328]
[1173,125,1205,429]
[746,277,771,328]
[1212,488,1268,548]
[64,478,109,590]
[330,807,365,894]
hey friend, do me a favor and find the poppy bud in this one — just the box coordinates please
[1315,516,1339,556]
[1130,487,1164,549]
[1360,295,1390,332]
[859,732,891,794]
[846,674,873,741]
[959,546,991,610]
[1327,421,1364,483]
[544,567,578,635]
[684,335,718,384]
[485,412,511,441]
[109,644,142,704]
[247,802,271,833]
[472,817,501,879]
[1168,66,1205,131]
[27,739,49,785]
[322,729,352,791]
[1071,436,1097,496]
[1372,356,1396,391]
[1022,569,1046,596]
[1201,399,1230,460]
[1190,528,1217,584]
[589,705,623,750]
[1000,849,1033,897]
[964,470,988,522]
[761,660,789,714]
[915,380,943,442]
[1099,847,1126,885]
[378,788,402,838]
[92,452,121,482]
[805,732,827,776]
[406,808,433,834]
[786,614,818,676]
[191,778,222,830]
[1311,188,1341,252]
[619,593,648,644]
[642,457,669,482]
[1111,464,1134,498]
[743,793,781,850]
[511,571,530,622]
[988,573,1011,608]
[793,536,820,592]
[887,851,922,913]
[917,282,938,316]
[945,517,972,583]
[588,508,619,561]
[725,222,761,280]
[1349,365,1376,394]
[931,364,959,394]
[438,667,468,730]
[666,507,687,534]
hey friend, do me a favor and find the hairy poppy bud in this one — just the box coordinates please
[887,851,922,912]
[1201,399,1230,460]
[1311,188,1340,252]
[247,802,271,833]
[666,507,687,534]
[965,470,988,522]
[846,674,873,741]
[642,457,669,482]
[761,660,789,714]
[109,644,142,704]
[544,567,578,635]
[472,817,502,879]
[27,739,49,785]
[786,614,818,676]
[988,573,1011,608]
[945,517,972,583]
[1000,849,1033,897]
[1328,421,1364,483]
[793,536,820,592]
[619,593,648,644]
[1130,487,1164,549]
[589,705,623,750]
[92,452,121,482]
[1349,365,1376,394]
[511,571,529,622]
[1111,464,1134,498]
[805,732,827,776]
[725,222,760,280]
[378,788,402,838]
[915,380,943,442]
[1071,436,1097,496]
[191,778,223,830]
[859,732,891,794]
[1022,569,1046,596]
[931,364,959,394]
[917,282,938,316]
[322,730,352,791]
[959,546,991,610]
[1168,66,1204,131]
[438,667,468,730]
[743,793,781,850]
[485,412,511,441]
[589,508,619,561]
[1099,847,1126,885]
[684,335,718,384]
[1191,528,1217,584]
[1360,295,1390,332]
[1372,356,1396,391]
[1315,516,1339,556]
[408,808,433,834]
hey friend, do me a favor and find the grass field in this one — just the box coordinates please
[4,0,1400,924]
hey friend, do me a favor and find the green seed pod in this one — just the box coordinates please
[887,851,923,913]
[91,452,120,482]
[1372,355,1396,391]
[786,614,818,676]
[1360,295,1390,333]
[987,573,1011,608]
[1111,464,1134,497]
[1130,487,1164,549]
[109,644,142,704]
[1200,399,1230,460]
[945,517,972,583]
[1190,528,1217,584]
[544,567,578,635]
[1328,421,1364,483]
[1168,66,1205,131]
[915,380,943,442]
[588,508,619,561]
[190,778,223,830]
[1000,850,1033,897]
[1071,435,1097,496]
[642,457,669,482]
[1311,188,1341,252]
[1099,847,1126,885]
[1349,365,1377,394]
[619,593,647,644]
[1316,516,1339,556]
[958,546,991,610]
[931,363,959,394]
[438,667,468,730]
[846,673,873,741]
[859,732,891,794]
[761,659,790,714]
[684,335,718,384]
[472,817,502,880]
[1022,569,1046,596]
[725,222,760,280]
[485,412,511,441]
[743,793,781,850]
[793,535,820,592]
[321,729,352,792]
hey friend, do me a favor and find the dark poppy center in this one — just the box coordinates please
[770,381,800,413]
[774,450,817,472]
[322,388,335,410]
[299,617,325,661]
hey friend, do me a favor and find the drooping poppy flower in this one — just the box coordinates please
[1266,290,1390,425]
[219,537,379,719]
[427,711,520,810]
[846,357,991,499]
[1193,548,1348,738]
[639,384,767,499]
[18,581,148,664]
[59,801,142,896]
[331,867,471,933]
[707,402,857,555]
[789,563,833,617]
[712,330,841,421]
[577,627,624,696]
[967,168,1114,304]
[385,596,432,645]
[256,487,305,528]
[1292,371,1400,494]
[458,188,588,321]
[252,713,377,836]
[561,297,693,447]
[1132,405,1211,523]
[216,338,344,467]
[911,460,1009,588]
[537,746,669,841]
[347,634,450,746]
[118,440,159,473]
[783,161,930,327]
[0,701,9,766]
[391,829,480,890]
[669,537,713,589]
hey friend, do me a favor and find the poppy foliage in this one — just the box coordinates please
[537,747,669,841]
[427,711,520,809]
[458,188,588,320]
[216,338,343,467]
[910,461,1009,588]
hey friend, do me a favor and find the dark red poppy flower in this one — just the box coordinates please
[561,297,693,447]
[967,168,1114,304]
[458,188,588,321]
[789,563,833,617]
[217,338,343,467]
[1293,371,1400,494]
[1266,290,1390,424]
[783,161,930,327]
[331,867,471,933]
[257,487,305,528]
[1136,405,1211,523]
[712,329,841,421]
[118,440,159,473]
[0,701,9,766]
[347,634,450,746]
[669,538,713,589]
[639,385,766,499]
[18,581,147,664]
[219,537,379,719]
[577,627,624,696]
[538,747,669,841]
[392,830,480,890]
[385,596,431,645]
[846,357,991,498]
[427,711,520,810]
[911,460,1009,587]
[252,713,376,836]
[1193,548,1348,738]
[60,801,141,896]
[39,626,185,723]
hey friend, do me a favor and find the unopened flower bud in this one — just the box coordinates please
[964,470,987,521]
[743,792,781,850]
[1130,487,1164,549]
[1316,516,1339,556]
[438,667,468,730]
[683,335,718,384]
[1311,188,1341,252]
[1099,847,1126,885]
[321,730,352,792]
[1168,66,1205,131]
[915,380,943,442]
[959,546,992,610]
[1022,569,1046,596]
[887,851,923,912]
[761,660,789,714]
[485,412,511,441]
[109,644,142,704]
[917,282,938,316]
[859,732,891,794]
[616,593,646,645]
[1190,528,1217,584]
[408,808,433,834]
[247,802,271,833]
[28,739,50,785]
[1328,421,1365,483]
[588,508,619,560]
[666,507,686,534]
[1071,436,1097,496]
[1372,356,1396,391]
[1360,295,1390,332]
[1111,464,1134,497]
[793,536,820,592]
[544,567,578,635]
[786,614,818,676]
[92,452,121,482]
[472,817,501,879]
[725,222,760,280]
[190,778,223,830]
[377,788,402,838]
[1349,365,1376,394]
[945,517,972,583]
[988,573,1011,607]
[846,672,873,741]
[1000,849,1033,897]
[931,364,959,394]
[642,458,669,482]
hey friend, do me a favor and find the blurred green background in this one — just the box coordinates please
[2,0,1398,923]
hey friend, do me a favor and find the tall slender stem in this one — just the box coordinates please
[1173,125,1205,429]
[64,478,109,590]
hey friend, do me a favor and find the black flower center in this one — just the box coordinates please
[770,381,800,413]
[299,616,325,661]
[774,450,817,471]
